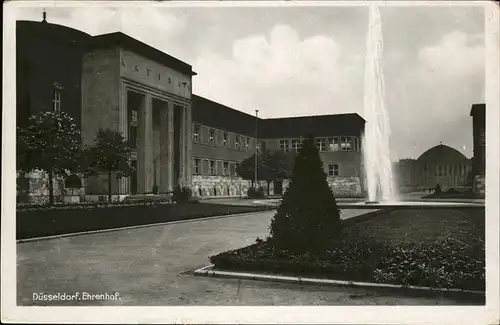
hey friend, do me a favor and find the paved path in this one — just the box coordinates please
[17,210,471,306]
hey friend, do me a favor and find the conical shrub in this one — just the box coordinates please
[269,135,341,252]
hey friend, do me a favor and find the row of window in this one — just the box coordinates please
[422,164,468,177]
[193,158,341,178]
[193,158,238,176]
[193,125,255,152]
[279,137,362,153]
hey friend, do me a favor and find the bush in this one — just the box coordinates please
[17,191,31,204]
[210,237,485,291]
[172,185,192,203]
[65,174,82,189]
[247,186,265,199]
[269,135,341,253]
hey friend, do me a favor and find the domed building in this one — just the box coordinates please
[395,144,472,191]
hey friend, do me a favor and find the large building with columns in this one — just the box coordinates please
[81,32,195,196]
[16,18,366,201]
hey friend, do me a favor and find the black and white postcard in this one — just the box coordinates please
[2,1,499,324]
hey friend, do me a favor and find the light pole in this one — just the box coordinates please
[254,109,259,189]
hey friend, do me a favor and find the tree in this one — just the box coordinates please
[261,150,295,195]
[85,129,133,203]
[269,135,341,252]
[236,150,295,194]
[17,111,82,205]
[236,153,265,187]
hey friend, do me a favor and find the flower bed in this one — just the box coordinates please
[210,208,485,291]
[17,202,275,240]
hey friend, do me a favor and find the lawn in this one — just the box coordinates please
[17,202,275,240]
[210,208,485,291]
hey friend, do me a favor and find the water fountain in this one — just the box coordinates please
[362,5,399,204]
[351,6,483,209]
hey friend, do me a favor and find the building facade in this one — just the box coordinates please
[190,97,366,198]
[394,144,472,192]
[470,103,486,177]
[470,103,486,197]
[81,33,196,197]
[16,19,366,201]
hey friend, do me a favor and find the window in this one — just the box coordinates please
[291,139,301,153]
[235,136,240,150]
[329,137,340,152]
[129,109,138,148]
[209,129,215,145]
[354,137,359,152]
[209,160,216,175]
[341,137,352,151]
[328,164,339,176]
[279,140,290,152]
[222,132,228,147]
[230,162,236,176]
[193,158,201,175]
[193,125,200,142]
[315,138,327,152]
[52,88,61,112]
[223,162,229,176]
[358,137,362,152]
[245,137,250,151]
[479,129,485,145]
[217,161,223,176]
[129,126,137,148]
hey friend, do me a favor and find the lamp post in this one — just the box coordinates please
[254,109,259,189]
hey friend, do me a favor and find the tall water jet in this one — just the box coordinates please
[362,5,398,202]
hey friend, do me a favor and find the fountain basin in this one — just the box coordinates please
[339,200,484,209]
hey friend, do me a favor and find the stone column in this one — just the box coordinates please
[179,104,186,187]
[119,85,129,194]
[144,94,154,193]
[137,93,153,194]
[185,101,193,187]
[137,93,146,194]
[159,101,169,193]
[167,100,175,191]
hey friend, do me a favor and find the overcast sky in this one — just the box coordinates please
[16,4,485,161]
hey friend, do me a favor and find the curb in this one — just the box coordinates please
[193,265,485,297]
[341,208,390,226]
[16,209,277,244]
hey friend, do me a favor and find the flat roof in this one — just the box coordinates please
[192,95,365,138]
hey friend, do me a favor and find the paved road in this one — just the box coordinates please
[17,210,471,306]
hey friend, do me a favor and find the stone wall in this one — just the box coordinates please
[281,176,362,197]
[17,170,86,204]
[192,175,272,197]
[328,176,362,197]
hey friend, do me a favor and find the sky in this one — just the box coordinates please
[15,3,485,161]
